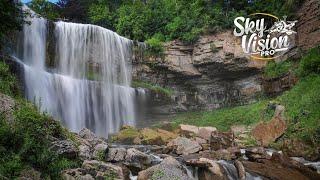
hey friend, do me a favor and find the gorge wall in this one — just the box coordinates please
[132,0,320,118]
[132,31,264,116]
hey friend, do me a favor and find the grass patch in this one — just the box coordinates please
[263,60,294,79]
[172,75,320,147]
[172,100,273,131]
[132,80,173,97]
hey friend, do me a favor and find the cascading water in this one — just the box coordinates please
[15,10,137,137]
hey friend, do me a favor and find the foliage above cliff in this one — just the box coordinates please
[27,0,303,44]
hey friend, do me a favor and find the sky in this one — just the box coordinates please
[21,0,59,3]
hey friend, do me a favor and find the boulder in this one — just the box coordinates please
[179,124,199,137]
[125,148,152,173]
[137,156,194,180]
[252,105,287,146]
[197,158,228,180]
[111,126,140,144]
[82,160,124,180]
[79,145,91,160]
[242,158,320,180]
[156,128,178,143]
[18,168,41,180]
[78,128,107,147]
[281,138,320,161]
[79,128,97,141]
[167,137,202,155]
[62,160,124,180]
[92,143,108,160]
[106,147,127,162]
[139,128,164,145]
[210,131,235,150]
[50,139,78,159]
[245,147,269,162]
[234,160,246,180]
[198,126,217,140]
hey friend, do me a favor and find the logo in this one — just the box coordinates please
[233,13,297,60]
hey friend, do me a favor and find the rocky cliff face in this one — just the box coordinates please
[133,0,320,115]
[296,0,320,51]
[132,31,263,114]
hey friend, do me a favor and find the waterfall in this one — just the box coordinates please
[16,11,136,137]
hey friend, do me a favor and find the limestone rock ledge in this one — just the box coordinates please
[133,31,263,113]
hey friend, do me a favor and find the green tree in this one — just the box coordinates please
[29,0,60,20]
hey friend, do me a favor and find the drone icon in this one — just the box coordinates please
[267,16,298,35]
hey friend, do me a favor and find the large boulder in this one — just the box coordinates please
[92,143,108,160]
[79,144,91,160]
[18,168,41,180]
[210,131,235,150]
[111,126,140,144]
[106,147,127,162]
[167,137,202,155]
[62,160,124,180]
[197,158,228,180]
[179,124,199,137]
[125,148,152,173]
[242,155,320,180]
[137,156,194,180]
[252,105,287,146]
[50,139,78,159]
[139,128,164,145]
[198,126,217,140]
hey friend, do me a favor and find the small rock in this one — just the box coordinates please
[167,137,202,155]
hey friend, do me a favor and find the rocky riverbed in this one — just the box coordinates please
[42,105,320,180]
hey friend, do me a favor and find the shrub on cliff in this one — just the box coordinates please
[0,100,80,179]
[298,46,320,77]
[0,60,19,97]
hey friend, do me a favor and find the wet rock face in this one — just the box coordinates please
[132,31,263,113]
